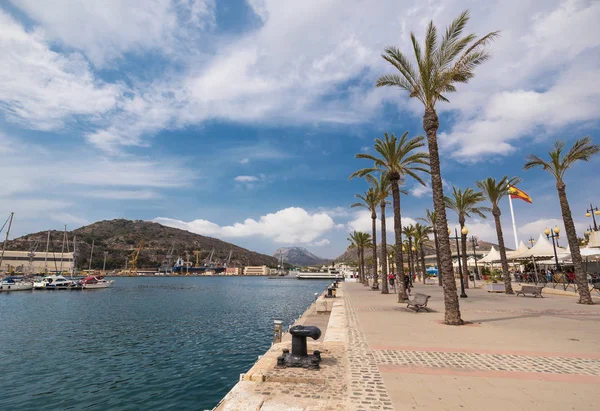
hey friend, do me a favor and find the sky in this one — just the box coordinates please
[1,0,599,259]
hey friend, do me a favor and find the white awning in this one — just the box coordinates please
[507,241,529,260]
[512,234,568,259]
[479,246,501,263]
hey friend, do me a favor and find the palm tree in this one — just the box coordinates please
[414,223,433,283]
[403,225,417,284]
[376,10,499,324]
[524,137,600,304]
[350,132,428,301]
[475,176,521,294]
[366,173,392,294]
[347,231,372,285]
[419,209,441,285]
[351,188,381,289]
[445,187,490,288]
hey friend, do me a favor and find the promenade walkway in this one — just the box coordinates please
[344,281,600,410]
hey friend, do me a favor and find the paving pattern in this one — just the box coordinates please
[372,349,600,376]
[345,299,394,411]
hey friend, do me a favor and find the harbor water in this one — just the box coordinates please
[0,276,331,410]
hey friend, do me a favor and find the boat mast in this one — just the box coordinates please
[88,239,95,271]
[0,212,14,272]
[44,230,50,274]
[60,225,66,272]
[71,236,77,278]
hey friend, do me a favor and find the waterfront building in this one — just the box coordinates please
[243,265,270,276]
[0,250,74,274]
[225,267,242,275]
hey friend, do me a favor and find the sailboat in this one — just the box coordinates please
[268,252,292,279]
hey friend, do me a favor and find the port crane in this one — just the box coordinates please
[193,249,202,268]
[225,249,232,267]
[128,240,144,276]
[27,240,40,275]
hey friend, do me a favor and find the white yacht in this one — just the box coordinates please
[81,276,114,289]
[296,267,343,280]
[0,277,33,292]
[33,275,73,290]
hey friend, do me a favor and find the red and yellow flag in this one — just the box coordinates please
[508,185,532,204]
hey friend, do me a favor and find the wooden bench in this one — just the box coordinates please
[516,285,544,298]
[406,293,431,312]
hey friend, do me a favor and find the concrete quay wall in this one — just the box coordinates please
[213,285,349,411]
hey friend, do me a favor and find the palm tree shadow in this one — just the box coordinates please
[470,314,539,323]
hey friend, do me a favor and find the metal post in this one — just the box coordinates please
[471,236,479,282]
[508,195,519,249]
[0,212,14,272]
[273,319,283,344]
[587,204,598,231]
[88,239,95,271]
[103,251,108,272]
[454,228,467,298]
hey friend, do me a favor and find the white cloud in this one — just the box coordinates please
[10,0,216,66]
[410,183,432,198]
[312,239,330,246]
[234,175,259,183]
[0,10,121,130]
[518,218,587,240]
[154,207,336,243]
[240,158,250,164]
[347,210,417,235]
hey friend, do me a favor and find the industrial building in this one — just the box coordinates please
[0,251,74,274]
[243,265,270,276]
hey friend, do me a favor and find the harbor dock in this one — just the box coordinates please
[215,282,600,410]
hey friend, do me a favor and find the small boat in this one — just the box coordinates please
[0,277,33,292]
[81,276,114,289]
[33,275,73,290]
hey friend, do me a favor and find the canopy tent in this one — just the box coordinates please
[579,247,600,257]
[479,247,501,264]
[512,234,568,260]
[507,241,529,260]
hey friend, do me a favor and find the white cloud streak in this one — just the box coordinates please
[154,207,336,243]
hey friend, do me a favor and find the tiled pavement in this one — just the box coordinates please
[344,282,600,410]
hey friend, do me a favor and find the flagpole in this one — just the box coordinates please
[508,194,519,249]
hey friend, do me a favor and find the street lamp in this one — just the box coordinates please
[585,204,600,231]
[528,237,536,248]
[449,226,468,298]
[470,236,479,281]
[544,226,561,271]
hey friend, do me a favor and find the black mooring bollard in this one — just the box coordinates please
[276,325,322,369]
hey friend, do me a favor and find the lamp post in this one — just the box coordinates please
[449,227,468,298]
[544,226,561,271]
[585,204,600,231]
[527,237,536,248]
[470,236,479,282]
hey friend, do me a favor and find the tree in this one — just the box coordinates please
[403,225,417,283]
[347,231,373,285]
[350,132,428,301]
[414,223,433,283]
[351,188,380,289]
[475,176,521,294]
[524,137,599,304]
[366,173,392,294]
[376,10,499,324]
[445,187,490,288]
[419,209,442,285]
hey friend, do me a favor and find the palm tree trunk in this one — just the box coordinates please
[434,231,442,286]
[380,202,389,294]
[407,238,414,286]
[420,243,427,284]
[371,212,379,290]
[493,206,513,294]
[459,216,469,289]
[358,247,363,284]
[391,179,407,301]
[557,183,593,304]
[423,108,463,325]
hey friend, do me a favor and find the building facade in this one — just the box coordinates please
[0,250,74,274]
[243,265,270,276]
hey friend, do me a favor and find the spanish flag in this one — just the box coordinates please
[508,185,532,204]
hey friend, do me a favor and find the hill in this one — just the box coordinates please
[274,247,329,267]
[2,219,277,270]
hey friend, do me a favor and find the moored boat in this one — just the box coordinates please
[296,267,343,280]
[0,277,33,292]
[33,275,73,290]
[81,276,114,289]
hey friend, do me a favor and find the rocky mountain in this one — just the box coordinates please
[2,219,277,270]
[274,247,329,267]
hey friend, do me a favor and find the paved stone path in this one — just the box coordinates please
[346,298,393,411]
[373,349,600,376]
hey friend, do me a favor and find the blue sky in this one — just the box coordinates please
[1,0,599,258]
